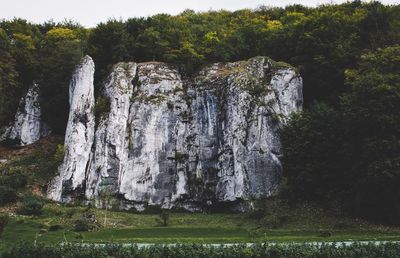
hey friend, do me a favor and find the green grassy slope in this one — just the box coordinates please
[1,202,399,253]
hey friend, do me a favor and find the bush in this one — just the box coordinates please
[143,205,162,214]
[0,138,21,147]
[0,186,17,206]
[4,242,400,258]
[0,213,9,236]
[73,219,91,232]
[156,210,170,226]
[0,171,28,189]
[17,196,44,216]
[64,209,76,218]
[73,218,97,232]
[73,211,97,232]
[48,224,63,231]
[8,173,28,189]
[93,96,111,125]
[319,229,332,237]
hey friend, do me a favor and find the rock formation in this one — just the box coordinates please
[48,56,303,211]
[0,83,51,146]
[47,56,95,202]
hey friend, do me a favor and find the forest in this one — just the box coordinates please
[0,0,399,225]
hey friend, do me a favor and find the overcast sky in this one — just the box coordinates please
[1,0,399,27]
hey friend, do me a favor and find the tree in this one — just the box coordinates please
[98,187,117,227]
[17,196,44,216]
[341,46,400,223]
[157,210,170,227]
[281,103,343,203]
[39,27,85,132]
[282,46,400,224]
[0,186,17,206]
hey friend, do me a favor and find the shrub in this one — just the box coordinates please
[0,213,9,236]
[64,209,76,218]
[73,219,91,232]
[0,138,21,147]
[73,218,97,232]
[156,210,170,226]
[73,211,97,232]
[0,171,28,189]
[17,196,44,216]
[4,242,400,257]
[8,173,28,189]
[93,96,111,125]
[143,205,162,214]
[319,229,332,237]
[0,186,17,206]
[48,224,63,231]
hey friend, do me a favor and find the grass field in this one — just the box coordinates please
[1,202,400,253]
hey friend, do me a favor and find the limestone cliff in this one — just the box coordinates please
[48,56,303,211]
[47,56,95,202]
[0,83,51,146]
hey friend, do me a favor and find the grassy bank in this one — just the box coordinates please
[1,203,400,253]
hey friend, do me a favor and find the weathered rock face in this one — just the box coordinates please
[85,62,137,201]
[49,56,303,211]
[191,59,302,205]
[47,56,95,202]
[0,83,51,146]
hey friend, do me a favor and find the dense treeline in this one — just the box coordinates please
[281,46,400,224]
[0,20,86,131]
[0,1,399,223]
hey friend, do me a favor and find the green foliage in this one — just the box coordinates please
[0,51,20,126]
[156,210,170,227]
[73,219,91,232]
[39,26,86,132]
[340,45,400,223]
[64,209,76,219]
[0,20,86,131]
[281,103,342,202]
[1,2,400,129]
[48,224,63,232]
[73,219,92,232]
[142,205,163,214]
[93,96,111,125]
[17,196,44,216]
[54,144,65,162]
[0,186,17,206]
[0,168,28,190]
[4,242,400,258]
[73,211,98,232]
[0,213,9,237]
[282,46,400,224]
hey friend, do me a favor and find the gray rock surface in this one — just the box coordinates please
[0,83,51,146]
[48,56,303,211]
[48,56,95,202]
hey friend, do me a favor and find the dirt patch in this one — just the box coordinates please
[0,134,63,160]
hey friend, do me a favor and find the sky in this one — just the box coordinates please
[1,0,399,27]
